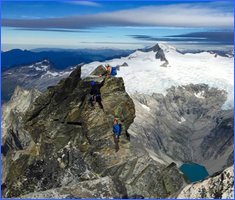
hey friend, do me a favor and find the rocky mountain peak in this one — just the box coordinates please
[145,43,176,53]
[2,65,187,198]
[141,43,169,67]
[3,65,135,197]
[145,43,162,52]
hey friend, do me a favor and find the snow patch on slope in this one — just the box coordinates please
[42,71,59,77]
[28,60,50,71]
[35,66,49,71]
[141,103,151,112]
[194,91,205,99]
[178,117,186,124]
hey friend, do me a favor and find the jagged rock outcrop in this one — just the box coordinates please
[1,86,41,185]
[129,84,233,175]
[121,62,128,67]
[2,86,41,140]
[143,44,169,67]
[102,157,186,198]
[20,177,127,198]
[176,165,234,199]
[3,66,133,197]
[2,66,186,198]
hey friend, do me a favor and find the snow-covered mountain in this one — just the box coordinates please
[81,43,234,110]
[3,43,233,109]
[2,60,75,102]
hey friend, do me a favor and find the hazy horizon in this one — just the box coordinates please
[2,43,234,52]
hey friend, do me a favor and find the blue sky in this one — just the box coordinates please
[1,0,234,51]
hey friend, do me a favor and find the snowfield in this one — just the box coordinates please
[28,60,50,71]
[81,43,234,109]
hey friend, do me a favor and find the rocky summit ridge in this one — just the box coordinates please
[2,65,187,198]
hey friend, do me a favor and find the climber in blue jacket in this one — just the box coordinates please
[113,118,122,152]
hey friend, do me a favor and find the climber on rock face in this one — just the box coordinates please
[112,118,122,152]
[99,64,118,78]
[89,80,104,109]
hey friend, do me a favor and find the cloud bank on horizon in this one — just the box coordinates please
[1,0,234,51]
[3,3,234,29]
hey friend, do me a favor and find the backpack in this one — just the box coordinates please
[111,67,117,76]
[119,124,122,135]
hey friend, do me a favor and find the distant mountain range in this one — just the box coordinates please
[2,60,75,102]
[1,48,133,71]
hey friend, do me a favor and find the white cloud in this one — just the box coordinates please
[97,4,233,28]
[2,4,233,29]
[68,1,101,7]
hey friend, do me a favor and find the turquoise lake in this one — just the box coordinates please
[179,162,209,182]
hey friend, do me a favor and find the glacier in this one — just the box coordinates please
[81,43,234,110]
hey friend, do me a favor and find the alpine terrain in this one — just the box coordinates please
[2,43,234,198]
